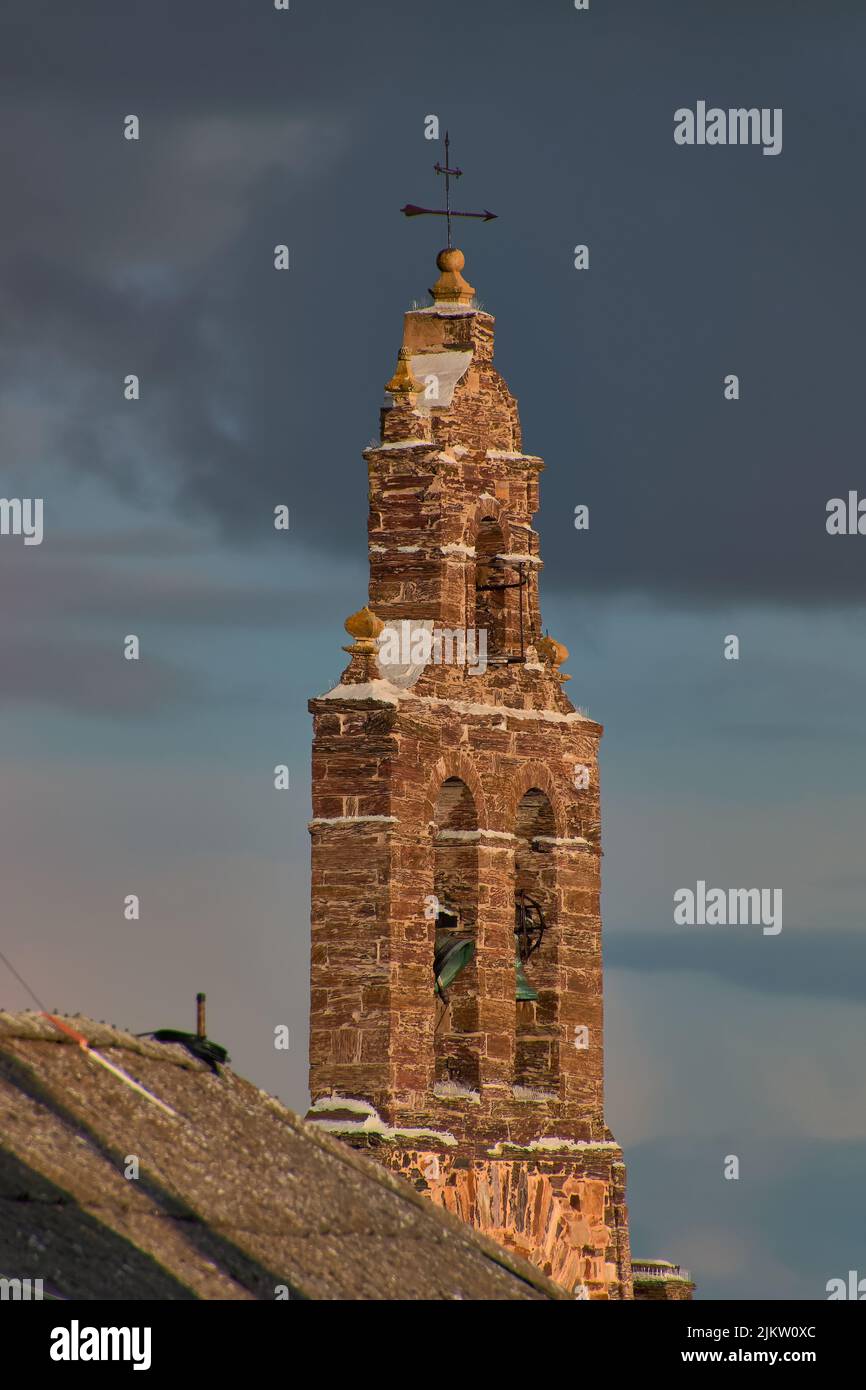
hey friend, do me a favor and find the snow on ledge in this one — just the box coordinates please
[512,1085,558,1104]
[432,1081,481,1104]
[435,828,515,843]
[533,834,591,848]
[309,815,398,827]
[307,1094,457,1146]
[440,542,476,558]
[314,682,593,724]
[369,439,434,451]
[487,1137,620,1156]
[309,1095,377,1116]
[317,678,404,705]
[409,304,485,318]
[415,694,591,724]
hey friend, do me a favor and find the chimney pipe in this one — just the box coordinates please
[196,992,206,1039]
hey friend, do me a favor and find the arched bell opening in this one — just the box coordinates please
[473,517,508,662]
[513,788,560,1094]
[432,777,481,1091]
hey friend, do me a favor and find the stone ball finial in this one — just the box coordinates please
[430,246,475,306]
[344,605,384,645]
[340,604,385,680]
[436,247,465,274]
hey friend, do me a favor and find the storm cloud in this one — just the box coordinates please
[2,1,865,603]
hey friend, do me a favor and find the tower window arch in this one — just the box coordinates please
[513,788,560,1094]
[431,777,481,1090]
[473,517,508,660]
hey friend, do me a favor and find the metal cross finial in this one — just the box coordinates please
[401,131,497,245]
[434,131,461,248]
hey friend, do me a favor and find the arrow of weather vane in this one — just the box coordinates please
[401,204,497,222]
[400,131,497,249]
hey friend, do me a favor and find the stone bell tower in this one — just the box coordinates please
[306,243,632,1298]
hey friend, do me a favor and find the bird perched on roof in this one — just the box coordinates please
[137,1029,229,1076]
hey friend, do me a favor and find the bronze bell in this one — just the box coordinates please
[514,890,545,1000]
[515,955,539,1002]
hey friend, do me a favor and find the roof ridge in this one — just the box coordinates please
[0,1011,207,1071]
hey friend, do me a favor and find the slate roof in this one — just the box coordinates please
[0,1012,565,1301]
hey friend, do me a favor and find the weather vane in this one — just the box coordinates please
[401,131,497,249]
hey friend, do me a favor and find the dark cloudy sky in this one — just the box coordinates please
[2,0,865,1301]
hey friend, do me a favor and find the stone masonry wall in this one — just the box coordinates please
[309,691,605,1140]
[360,1145,632,1300]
